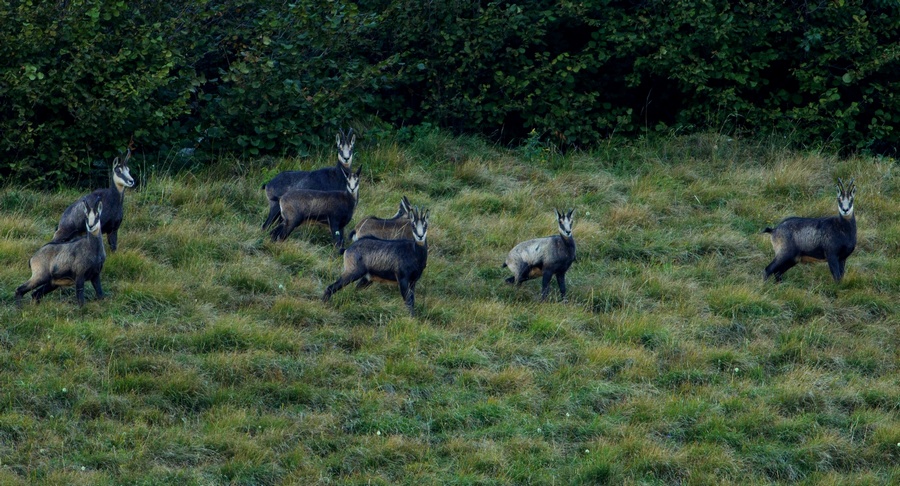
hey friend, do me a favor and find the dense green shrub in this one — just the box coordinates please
[1,0,898,185]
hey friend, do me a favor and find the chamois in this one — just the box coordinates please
[261,128,356,230]
[763,178,857,283]
[350,195,414,242]
[269,166,361,249]
[16,196,106,306]
[323,206,430,317]
[51,150,135,251]
[503,208,576,301]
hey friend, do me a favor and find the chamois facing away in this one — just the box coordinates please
[763,178,857,283]
[504,208,576,301]
[350,195,414,242]
[50,150,135,251]
[16,196,106,307]
[262,128,356,230]
[323,206,430,317]
[269,166,361,249]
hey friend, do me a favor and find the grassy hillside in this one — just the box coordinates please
[0,132,898,484]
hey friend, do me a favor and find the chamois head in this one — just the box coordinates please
[411,206,429,244]
[83,197,103,236]
[837,178,856,218]
[343,166,361,199]
[112,151,135,190]
[336,128,356,169]
[556,208,575,238]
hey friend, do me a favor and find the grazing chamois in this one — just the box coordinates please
[350,195,414,242]
[504,208,576,301]
[323,206,430,316]
[262,128,356,230]
[269,166,361,249]
[16,196,106,306]
[51,150,135,251]
[763,178,857,283]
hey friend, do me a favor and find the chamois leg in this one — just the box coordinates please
[556,272,568,302]
[322,268,367,302]
[539,272,554,301]
[15,276,46,306]
[355,278,373,290]
[772,258,798,282]
[765,255,795,282]
[329,220,345,250]
[515,265,532,286]
[31,282,59,302]
[262,201,281,230]
[108,231,118,252]
[75,277,87,306]
[398,278,415,316]
[91,275,105,300]
[270,217,296,242]
[826,253,844,282]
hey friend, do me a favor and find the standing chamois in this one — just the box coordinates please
[504,208,576,301]
[51,149,135,251]
[350,195,414,241]
[763,178,857,283]
[16,196,107,306]
[261,128,356,230]
[270,166,361,249]
[323,206,430,316]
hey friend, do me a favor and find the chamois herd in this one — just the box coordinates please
[14,129,859,316]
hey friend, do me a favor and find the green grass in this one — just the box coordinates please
[1,131,899,484]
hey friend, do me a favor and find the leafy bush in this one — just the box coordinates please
[1,0,898,185]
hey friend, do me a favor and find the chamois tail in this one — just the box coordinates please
[761,227,774,234]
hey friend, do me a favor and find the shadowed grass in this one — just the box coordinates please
[1,132,898,483]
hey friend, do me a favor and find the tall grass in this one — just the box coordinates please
[1,132,898,484]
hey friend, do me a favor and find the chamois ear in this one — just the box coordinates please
[555,208,563,220]
[567,208,575,219]
[97,200,103,215]
[82,200,90,216]
[336,131,343,146]
[401,195,411,213]
[355,166,362,177]
[112,156,121,169]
